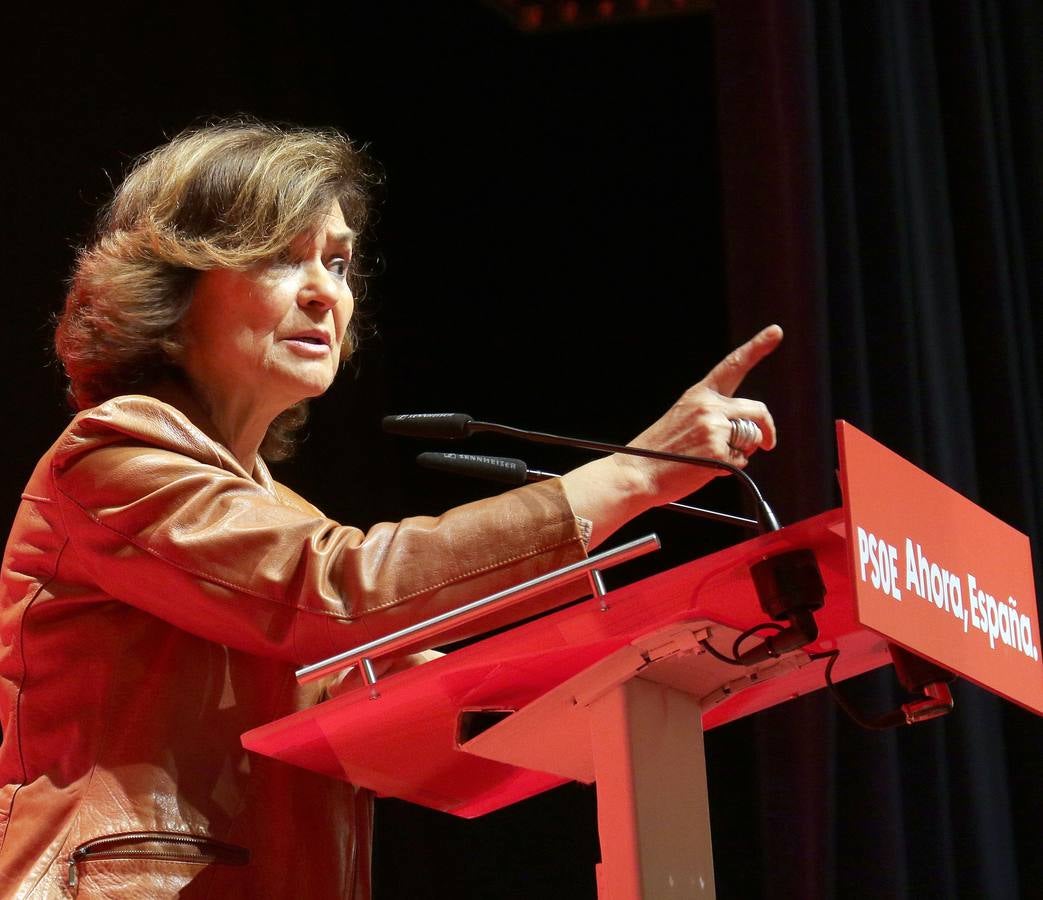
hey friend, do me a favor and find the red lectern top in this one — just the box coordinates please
[242,506,887,817]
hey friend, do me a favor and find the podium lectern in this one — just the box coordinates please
[242,423,1043,898]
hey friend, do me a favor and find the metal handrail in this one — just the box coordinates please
[295,533,661,684]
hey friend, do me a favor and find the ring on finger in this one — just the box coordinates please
[728,417,760,453]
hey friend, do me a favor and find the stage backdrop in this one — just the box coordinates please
[718,1,1043,897]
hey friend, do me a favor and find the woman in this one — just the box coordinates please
[0,122,780,897]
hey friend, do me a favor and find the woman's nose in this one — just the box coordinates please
[297,261,341,311]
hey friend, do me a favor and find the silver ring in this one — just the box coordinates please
[728,417,759,453]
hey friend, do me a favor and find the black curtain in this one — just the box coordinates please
[717,1,1043,897]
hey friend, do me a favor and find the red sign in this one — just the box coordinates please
[837,421,1043,715]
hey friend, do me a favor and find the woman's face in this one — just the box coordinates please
[181,200,355,415]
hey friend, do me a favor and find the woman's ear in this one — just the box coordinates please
[161,277,201,364]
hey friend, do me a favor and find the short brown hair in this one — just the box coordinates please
[55,119,375,460]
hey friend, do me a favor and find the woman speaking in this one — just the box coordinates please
[0,121,780,897]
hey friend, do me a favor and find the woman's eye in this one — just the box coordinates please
[328,257,350,278]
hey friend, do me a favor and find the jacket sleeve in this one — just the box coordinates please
[49,400,587,664]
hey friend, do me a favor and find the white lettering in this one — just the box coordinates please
[887,543,901,600]
[1017,607,1039,661]
[905,538,922,597]
[999,601,1012,647]
[855,528,903,600]
[1010,600,1024,653]
[869,533,881,590]
[985,592,1000,649]
[950,573,964,620]
[918,545,932,605]
[858,527,869,583]
[930,562,945,610]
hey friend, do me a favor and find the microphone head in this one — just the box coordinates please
[382,413,474,439]
[417,452,528,486]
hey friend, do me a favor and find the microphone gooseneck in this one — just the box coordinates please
[383,413,780,532]
[417,451,761,530]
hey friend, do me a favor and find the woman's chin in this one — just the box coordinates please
[258,371,333,413]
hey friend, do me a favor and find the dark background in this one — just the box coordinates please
[3,4,734,538]
[6,2,1043,897]
[6,4,744,897]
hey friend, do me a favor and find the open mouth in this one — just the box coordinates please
[283,334,333,356]
[285,333,331,347]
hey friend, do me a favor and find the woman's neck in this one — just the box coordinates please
[147,377,276,476]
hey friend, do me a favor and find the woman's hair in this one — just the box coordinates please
[55,119,375,461]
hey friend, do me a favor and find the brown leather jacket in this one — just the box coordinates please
[0,392,586,898]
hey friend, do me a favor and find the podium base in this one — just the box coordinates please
[591,677,716,899]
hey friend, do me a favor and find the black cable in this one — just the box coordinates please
[698,621,783,667]
[732,622,784,659]
[810,649,901,732]
[698,637,747,666]
[702,640,931,732]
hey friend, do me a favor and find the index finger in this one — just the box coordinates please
[701,324,784,397]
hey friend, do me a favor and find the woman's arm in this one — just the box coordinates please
[50,402,586,664]
[47,326,780,663]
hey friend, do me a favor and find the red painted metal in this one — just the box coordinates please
[242,508,891,818]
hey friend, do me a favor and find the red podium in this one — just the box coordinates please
[242,423,1043,899]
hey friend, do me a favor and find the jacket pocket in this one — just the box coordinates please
[67,830,249,889]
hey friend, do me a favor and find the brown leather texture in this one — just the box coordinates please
[0,391,586,897]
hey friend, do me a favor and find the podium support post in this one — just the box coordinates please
[590,677,716,899]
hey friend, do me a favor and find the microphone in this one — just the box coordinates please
[381,413,475,440]
[383,412,781,532]
[417,452,530,486]
[387,412,830,673]
[417,451,760,530]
